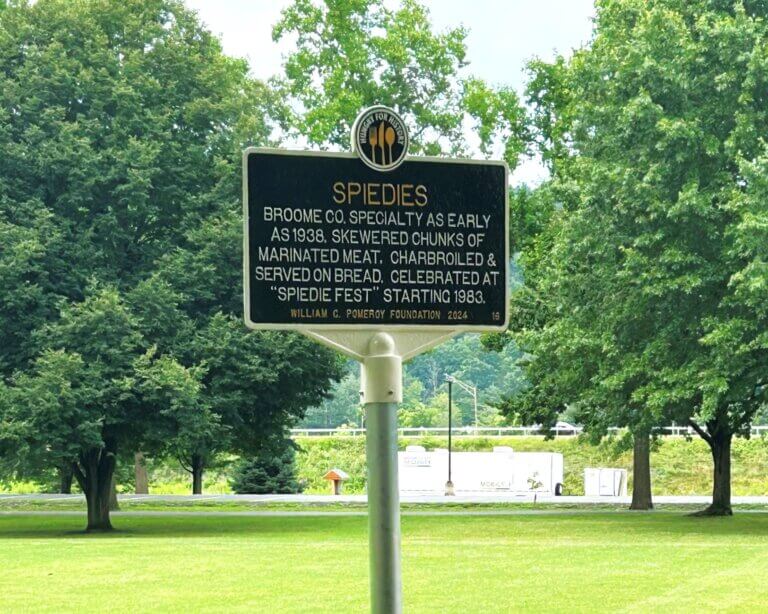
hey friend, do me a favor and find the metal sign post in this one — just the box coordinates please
[362,333,402,613]
[303,329,453,614]
[243,106,509,614]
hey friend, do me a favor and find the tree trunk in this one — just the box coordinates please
[134,452,149,495]
[58,465,73,494]
[72,441,117,532]
[109,474,119,511]
[705,429,733,516]
[629,430,653,510]
[691,418,733,516]
[192,454,204,495]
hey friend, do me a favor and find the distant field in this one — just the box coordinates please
[295,435,768,495]
[1,512,767,612]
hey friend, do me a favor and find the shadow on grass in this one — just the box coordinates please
[0,513,370,540]
[414,508,768,540]
[2,507,768,541]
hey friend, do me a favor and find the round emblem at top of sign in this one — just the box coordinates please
[352,106,409,172]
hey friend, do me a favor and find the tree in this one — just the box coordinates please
[0,288,200,530]
[493,181,661,509]
[0,0,274,488]
[230,440,302,495]
[182,313,342,493]
[497,0,768,515]
[0,0,271,329]
[0,0,284,500]
[273,0,526,164]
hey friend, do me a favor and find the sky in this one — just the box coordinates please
[184,0,597,184]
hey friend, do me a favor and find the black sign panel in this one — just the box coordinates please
[243,149,508,330]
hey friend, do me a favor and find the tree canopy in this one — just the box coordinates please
[0,0,271,375]
[272,0,526,165]
[0,0,340,526]
[495,0,768,515]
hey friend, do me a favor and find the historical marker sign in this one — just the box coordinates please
[243,148,509,331]
[244,104,508,334]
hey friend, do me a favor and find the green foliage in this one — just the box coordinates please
[0,212,54,373]
[501,0,768,456]
[192,314,343,455]
[399,388,448,428]
[507,184,557,256]
[0,288,200,478]
[152,202,344,472]
[406,334,525,426]
[0,0,269,300]
[155,210,243,319]
[273,0,526,165]
[0,0,343,502]
[230,442,302,495]
[302,361,362,428]
[0,0,289,522]
[302,334,525,429]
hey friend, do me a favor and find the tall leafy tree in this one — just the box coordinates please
[499,0,768,515]
[0,288,201,530]
[0,0,275,509]
[273,0,526,164]
[0,0,274,381]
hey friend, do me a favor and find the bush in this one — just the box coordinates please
[230,444,303,494]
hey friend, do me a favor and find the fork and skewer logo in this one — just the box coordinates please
[351,106,409,172]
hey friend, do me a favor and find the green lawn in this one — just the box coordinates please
[1,512,767,612]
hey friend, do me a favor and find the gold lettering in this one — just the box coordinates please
[332,182,346,204]
[401,184,414,206]
[382,183,397,206]
[331,182,429,206]
[366,183,381,205]
[415,184,428,206]
[347,182,361,204]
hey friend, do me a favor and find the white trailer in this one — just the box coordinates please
[398,446,564,494]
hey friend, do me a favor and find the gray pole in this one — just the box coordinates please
[365,402,402,614]
[445,375,454,496]
[448,379,452,483]
[361,333,403,614]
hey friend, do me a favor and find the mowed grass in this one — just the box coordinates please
[1,512,768,612]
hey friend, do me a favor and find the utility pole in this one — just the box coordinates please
[445,374,455,496]
[445,374,480,429]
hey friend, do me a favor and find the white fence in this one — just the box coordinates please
[290,425,768,438]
